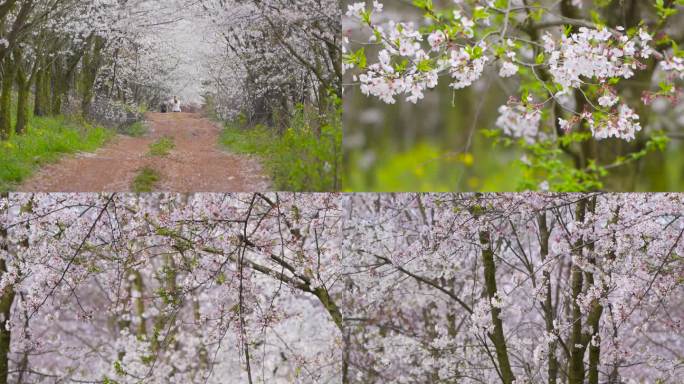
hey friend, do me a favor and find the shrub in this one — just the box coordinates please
[220,105,341,191]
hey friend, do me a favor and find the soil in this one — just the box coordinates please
[17,112,271,192]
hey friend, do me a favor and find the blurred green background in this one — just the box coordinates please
[344,81,684,192]
[342,1,684,192]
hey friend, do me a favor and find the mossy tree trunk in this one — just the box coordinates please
[14,48,33,135]
[33,58,51,118]
[538,213,559,384]
[0,263,14,384]
[0,54,17,140]
[151,255,177,353]
[568,199,588,384]
[50,51,82,116]
[80,35,106,118]
[51,59,65,115]
[0,211,16,384]
[479,229,516,384]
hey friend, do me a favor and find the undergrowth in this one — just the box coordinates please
[219,104,341,191]
[0,115,112,192]
[131,167,160,192]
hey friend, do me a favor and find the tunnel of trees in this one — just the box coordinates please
[0,0,341,137]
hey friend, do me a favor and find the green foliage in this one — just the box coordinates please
[413,0,434,11]
[416,58,435,72]
[113,360,125,376]
[344,141,521,192]
[131,167,160,192]
[0,115,112,192]
[344,48,367,69]
[220,104,341,191]
[148,136,175,156]
[655,0,680,21]
[511,131,670,192]
[516,137,605,192]
[120,121,148,137]
[347,142,465,191]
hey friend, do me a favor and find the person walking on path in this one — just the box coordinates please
[172,96,182,112]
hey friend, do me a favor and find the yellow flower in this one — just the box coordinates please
[458,152,474,166]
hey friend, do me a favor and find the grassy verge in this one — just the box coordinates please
[0,115,112,192]
[148,136,175,156]
[131,167,160,192]
[219,106,341,191]
[120,121,148,137]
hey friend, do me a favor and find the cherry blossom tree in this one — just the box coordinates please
[0,0,193,135]
[200,0,342,127]
[1,0,343,158]
[344,0,684,191]
[2,192,684,383]
[342,193,684,383]
[0,193,345,383]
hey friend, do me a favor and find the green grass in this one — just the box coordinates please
[219,106,341,191]
[0,115,112,192]
[120,121,148,137]
[148,136,175,156]
[131,167,160,192]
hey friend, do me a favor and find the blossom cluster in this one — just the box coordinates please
[496,103,542,143]
[586,103,642,140]
[344,1,682,146]
[544,27,653,89]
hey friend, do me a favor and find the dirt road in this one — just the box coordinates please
[18,112,270,192]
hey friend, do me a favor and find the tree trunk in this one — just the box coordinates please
[80,36,105,118]
[152,255,177,353]
[480,229,515,384]
[568,199,588,384]
[585,197,603,384]
[33,64,44,117]
[315,83,329,137]
[538,213,559,384]
[34,60,50,118]
[15,78,30,135]
[0,55,17,140]
[0,252,16,384]
[51,60,64,116]
[14,50,30,134]
[51,55,79,116]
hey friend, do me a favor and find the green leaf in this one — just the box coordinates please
[472,7,490,22]
[413,0,433,11]
[416,58,434,72]
[114,360,125,376]
[343,48,367,69]
[563,25,573,37]
[655,0,679,20]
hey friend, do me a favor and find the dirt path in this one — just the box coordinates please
[18,112,270,192]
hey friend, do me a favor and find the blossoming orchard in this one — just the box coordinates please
[0,193,345,383]
[1,193,683,383]
[343,193,684,384]
[0,0,340,135]
[343,0,684,191]
[0,0,342,193]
